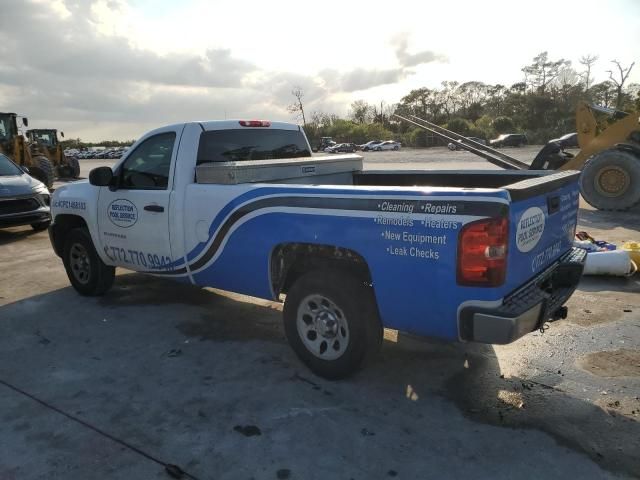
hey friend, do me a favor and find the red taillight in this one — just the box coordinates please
[239,120,271,127]
[457,217,508,287]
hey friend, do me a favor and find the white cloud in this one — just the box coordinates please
[1,0,637,141]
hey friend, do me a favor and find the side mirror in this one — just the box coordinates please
[89,166,114,187]
[60,131,65,138]
[21,166,30,174]
[22,117,28,127]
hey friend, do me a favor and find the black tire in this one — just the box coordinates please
[62,228,115,296]
[283,270,382,379]
[30,156,55,188]
[31,220,51,231]
[579,149,640,211]
[66,156,81,178]
[393,145,399,151]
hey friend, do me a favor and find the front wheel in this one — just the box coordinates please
[580,149,640,211]
[62,228,115,296]
[283,270,382,379]
[30,156,55,188]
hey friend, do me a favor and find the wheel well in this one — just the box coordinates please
[271,243,372,298]
[614,142,640,157]
[51,214,88,257]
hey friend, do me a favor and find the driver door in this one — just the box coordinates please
[97,130,177,272]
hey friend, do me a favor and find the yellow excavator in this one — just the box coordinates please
[26,128,80,180]
[0,112,55,187]
[395,101,640,211]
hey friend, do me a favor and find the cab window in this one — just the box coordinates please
[196,129,311,164]
[120,132,175,189]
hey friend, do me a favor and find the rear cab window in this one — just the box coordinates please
[197,128,311,164]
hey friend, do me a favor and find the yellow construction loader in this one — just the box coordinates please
[26,128,80,180]
[0,112,55,187]
[561,102,640,210]
[395,101,640,211]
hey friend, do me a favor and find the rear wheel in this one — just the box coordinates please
[62,228,115,296]
[580,149,640,211]
[30,156,55,188]
[66,156,81,178]
[283,270,382,379]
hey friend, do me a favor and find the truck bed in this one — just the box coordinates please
[355,169,579,201]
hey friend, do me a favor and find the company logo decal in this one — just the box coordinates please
[516,206,545,252]
[108,199,138,228]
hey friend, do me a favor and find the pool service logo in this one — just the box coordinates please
[108,199,138,228]
[516,206,545,253]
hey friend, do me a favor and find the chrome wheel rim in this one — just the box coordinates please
[69,243,91,284]
[297,294,349,360]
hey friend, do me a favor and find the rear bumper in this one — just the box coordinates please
[459,247,586,344]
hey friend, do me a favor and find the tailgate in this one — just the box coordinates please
[505,171,581,289]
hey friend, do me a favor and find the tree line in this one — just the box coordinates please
[294,52,638,148]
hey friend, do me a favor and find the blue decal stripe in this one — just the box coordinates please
[152,194,505,276]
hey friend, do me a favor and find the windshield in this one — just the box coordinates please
[0,116,15,141]
[32,131,55,145]
[197,129,311,164]
[0,153,23,176]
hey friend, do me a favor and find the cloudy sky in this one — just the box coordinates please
[1,0,638,141]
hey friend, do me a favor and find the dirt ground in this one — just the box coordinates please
[0,148,638,479]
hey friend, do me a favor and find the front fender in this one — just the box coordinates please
[50,181,106,262]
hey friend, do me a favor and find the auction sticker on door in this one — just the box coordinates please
[516,206,545,252]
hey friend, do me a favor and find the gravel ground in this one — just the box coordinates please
[1,147,638,480]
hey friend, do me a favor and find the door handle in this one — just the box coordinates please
[144,204,164,213]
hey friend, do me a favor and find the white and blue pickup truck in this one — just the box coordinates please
[48,120,586,378]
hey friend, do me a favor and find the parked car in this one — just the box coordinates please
[326,143,357,153]
[373,140,401,151]
[359,140,383,151]
[550,132,579,149]
[0,153,51,230]
[489,133,528,147]
[447,137,487,151]
[315,137,335,152]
